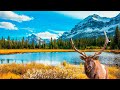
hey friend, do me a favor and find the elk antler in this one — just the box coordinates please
[92,31,111,57]
[70,38,87,57]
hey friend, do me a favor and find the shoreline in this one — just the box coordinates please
[0,49,120,54]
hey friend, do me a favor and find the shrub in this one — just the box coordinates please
[61,61,67,67]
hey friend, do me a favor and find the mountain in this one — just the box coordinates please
[60,14,120,40]
[26,34,50,44]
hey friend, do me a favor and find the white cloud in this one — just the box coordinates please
[0,22,18,30]
[48,29,65,36]
[0,11,33,22]
[48,29,65,34]
[55,11,120,19]
[21,27,34,32]
[36,31,58,39]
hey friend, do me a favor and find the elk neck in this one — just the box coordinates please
[84,59,101,79]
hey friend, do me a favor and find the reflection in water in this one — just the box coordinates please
[0,52,119,66]
[99,53,120,66]
[1,59,4,64]
[113,57,120,66]
[21,60,23,64]
[7,59,9,64]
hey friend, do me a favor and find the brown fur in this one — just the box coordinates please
[84,59,108,79]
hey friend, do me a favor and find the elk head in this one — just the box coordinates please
[70,31,110,79]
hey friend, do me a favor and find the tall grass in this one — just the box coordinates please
[0,62,119,79]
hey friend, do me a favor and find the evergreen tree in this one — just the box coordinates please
[49,37,53,49]
[22,37,25,49]
[24,39,28,49]
[111,26,120,49]
[43,40,46,49]
[7,36,12,49]
[31,40,35,49]
[114,26,120,44]
[38,39,41,49]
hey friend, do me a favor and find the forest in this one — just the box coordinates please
[0,26,120,50]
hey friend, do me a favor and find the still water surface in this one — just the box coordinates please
[0,52,120,65]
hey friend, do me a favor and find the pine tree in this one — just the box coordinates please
[114,26,119,44]
[7,36,11,49]
[22,37,25,49]
[31,40,35,49]
[49,37,53,49]
[38,39,41,49]
[43,40,46,49]
[112,26,120,49]
[118,29,120,49]
[24,39,28,49]
[53,39,58,49]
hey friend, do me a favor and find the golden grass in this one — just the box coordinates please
[0,49,74,54]
[0,49,120,54]
[109,50,120,54]
[0,62,119,79]
[108,66,120,79]
[22,63,88,79]
[0,72,21,79]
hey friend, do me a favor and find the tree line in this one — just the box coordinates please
[0,26,120,50]
[110,26,120,49]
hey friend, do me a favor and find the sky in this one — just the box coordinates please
[0,11,120,40]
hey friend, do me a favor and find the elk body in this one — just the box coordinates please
[70,31,110,79]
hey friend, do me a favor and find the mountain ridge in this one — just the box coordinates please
[26,34,50,44]
[60,13,120,40]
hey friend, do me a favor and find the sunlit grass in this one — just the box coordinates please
[0,62,119,79]
[0,49,75,54]
[0,49,120,54]
[0,72,21,79]
[108,66,120,79]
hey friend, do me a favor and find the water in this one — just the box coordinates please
[0,52,120,66]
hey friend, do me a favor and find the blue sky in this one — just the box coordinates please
[0,11,120,40]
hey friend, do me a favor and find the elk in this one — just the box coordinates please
[70,31,110,79]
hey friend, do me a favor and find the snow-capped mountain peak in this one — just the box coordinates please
[60,13,120,40]
[26,33,50,44]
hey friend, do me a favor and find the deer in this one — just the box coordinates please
[70,31,110,79]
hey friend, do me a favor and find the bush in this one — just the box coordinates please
[61,61,67,67]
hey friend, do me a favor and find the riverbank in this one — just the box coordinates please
[0,49,120,54]
[0,62,119,79]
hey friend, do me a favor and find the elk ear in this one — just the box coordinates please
[80,56,86,61]
[93,56,99,60]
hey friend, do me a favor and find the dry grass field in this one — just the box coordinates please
[0,62,119,79]
[0,49,120,54]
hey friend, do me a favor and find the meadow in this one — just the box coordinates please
[0,49,120,54]
[0,61,119,79]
